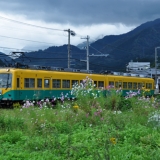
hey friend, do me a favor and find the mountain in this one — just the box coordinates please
[12,18,160,72]
[15,45,86,69]
[0,52,11,66]
[89,18,160,71]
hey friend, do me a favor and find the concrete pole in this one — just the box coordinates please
[68,29,71,68]
[86,35,89,71]
[155,47,157,84]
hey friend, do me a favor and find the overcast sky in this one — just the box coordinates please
[0,0,160,54]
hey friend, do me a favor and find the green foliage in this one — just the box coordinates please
[13,102,21,109]
[118,97,133,111]
[0,131,23,144]
[0,103,160,159]
[104,89,122,110]
[0,78,160,159]
[0,114,24,131]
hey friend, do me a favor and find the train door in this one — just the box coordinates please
[142,81,145,89]
[35,78,42,100]
[16,76,21,100]
[158,79,160,93]
[118,80,122,90]
[44,77,51,98]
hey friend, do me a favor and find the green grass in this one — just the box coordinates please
[1,80,160,159]
[0,100,160,160]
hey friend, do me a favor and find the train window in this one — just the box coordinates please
[115,82,119,88]
[24,78,29,88]
[119,82,122,88]
[142,83,145,88]
[44,79,50,88]
[24,78,35,88]
[133,82,137,89]
[128,82,132,89]
[109,81,114,87]
[146,83,149,89]
[37,79,42,88]
[94,81,97,87]
[17,78,20,88]
[0,73,12,88]
[62,80,70,88]
[52,79,61,88]
[146,83,152,89]
[72,80,79,87]
[98,81,104,87]
[123,82,127,89]
[138,83,142,89]
[149,83,152,89]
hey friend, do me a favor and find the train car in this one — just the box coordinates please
[0,67,155,107]
[107,75,154,94]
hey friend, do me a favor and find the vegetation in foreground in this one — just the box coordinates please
[0,77,160,160]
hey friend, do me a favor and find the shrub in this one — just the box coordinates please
[118,97,132,111]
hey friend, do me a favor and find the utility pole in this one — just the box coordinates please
[81,35,90,70]
[64,29,75,68]
[81,35,109,71]
[155,47,160,85]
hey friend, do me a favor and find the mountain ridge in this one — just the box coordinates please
[2,18,160,72]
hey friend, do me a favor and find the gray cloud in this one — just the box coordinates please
[0,0,160,53]
[0,0,160,26]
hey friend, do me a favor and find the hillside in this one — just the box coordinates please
[9,18,160,72]
[89,18,160,71]
[0,52,10,66]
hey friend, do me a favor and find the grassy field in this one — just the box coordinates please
[0,79,160,159]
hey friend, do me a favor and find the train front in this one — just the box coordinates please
[0,68,13,107]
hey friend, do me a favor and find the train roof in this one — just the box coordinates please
[0,66,154,81]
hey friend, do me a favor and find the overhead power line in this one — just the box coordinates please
[0,16,86,39]
[0,35,55,45]
[0,15,63,31]
[0,16,85,48]
[0,16,142,56]
[0,46,79,55]
[0,51,124,71]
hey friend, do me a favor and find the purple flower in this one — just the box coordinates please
[86,113,89,117]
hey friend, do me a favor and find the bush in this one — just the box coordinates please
[118,97,133,111]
